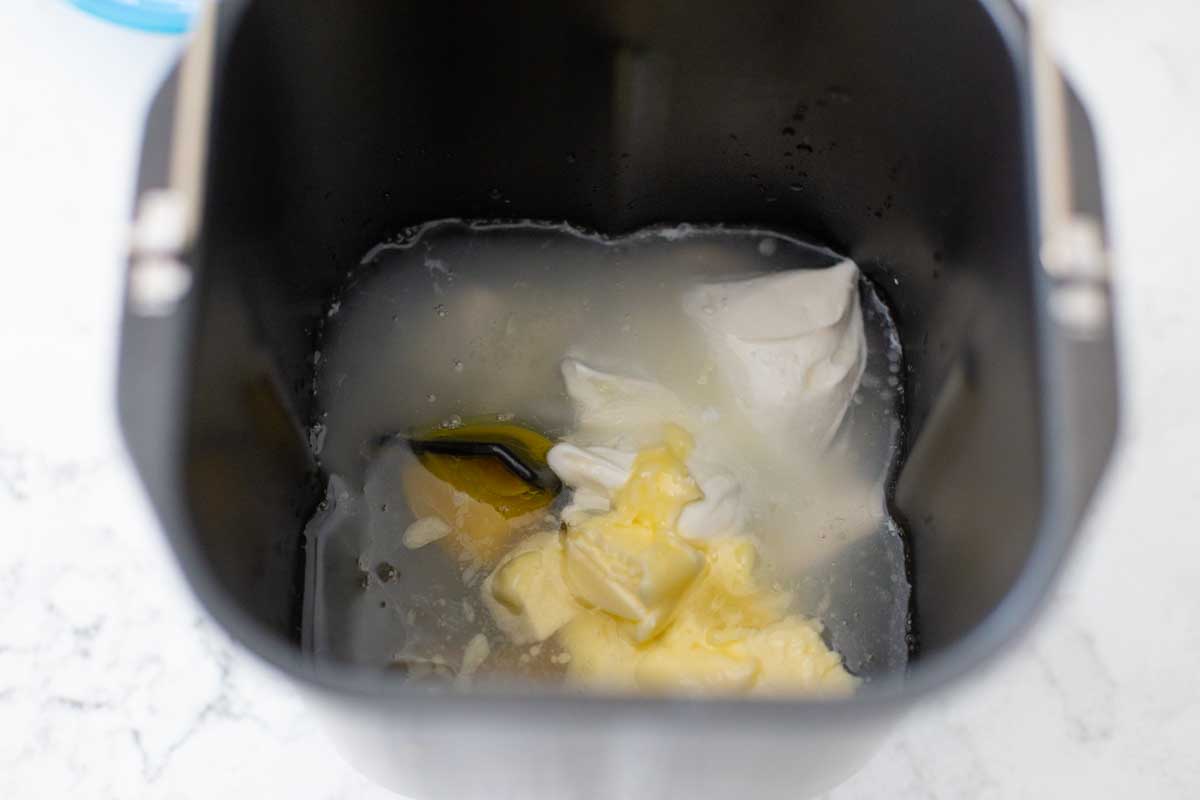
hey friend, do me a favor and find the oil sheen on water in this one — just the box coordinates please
[303,220,910,687]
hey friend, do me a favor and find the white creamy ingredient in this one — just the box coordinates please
[560,358,691,449]
[683,259,866,454]
[550,260,867,543]
[548,364,746,540]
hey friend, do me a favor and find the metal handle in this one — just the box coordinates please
[127,0,218,317]
[1026,1,1119,551]
[1030,2,1112,339]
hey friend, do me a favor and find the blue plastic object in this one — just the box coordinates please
[70,0,198,34]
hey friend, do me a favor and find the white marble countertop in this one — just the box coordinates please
[2,1,1198,797]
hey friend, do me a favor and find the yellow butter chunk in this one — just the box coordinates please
[559,535,856,697]
[556,611,639,691]
[739,618,860,695]
[484,425,860,697]
[564,521,704,642]
[563,428,705,642]
[611,423,701,529]
[634,642,759,693]
[632,538,855,696]
[481,531,578,645]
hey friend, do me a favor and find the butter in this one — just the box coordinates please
[630,536,854,696]
[484,428,859,697]
[739,618,859,695]
[558,534,857,697]
[548,361,747,540]
[563,428,705,642]
[564,527,703,642]
[481,531,578,645]
[634,640,759,693]
[556,611,639,691]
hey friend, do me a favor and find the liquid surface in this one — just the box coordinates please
[304,221,909,686]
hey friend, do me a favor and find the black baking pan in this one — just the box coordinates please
[116,1,1117,797]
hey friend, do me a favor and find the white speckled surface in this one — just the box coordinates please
[2,1,1199,797]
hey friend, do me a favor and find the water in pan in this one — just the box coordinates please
[303,220,909,686]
